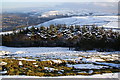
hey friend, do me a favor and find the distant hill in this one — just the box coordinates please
[35,16,119,29]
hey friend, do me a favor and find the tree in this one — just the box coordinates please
[82,26,88,33]
[30,26,36,32]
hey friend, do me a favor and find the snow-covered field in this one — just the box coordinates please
[0,46,120,78]
[36,16,119,28]
[0,46,119,68]
[0,46,119,58]
[0,46,73,57]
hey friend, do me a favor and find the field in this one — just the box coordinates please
[0,46,120,78]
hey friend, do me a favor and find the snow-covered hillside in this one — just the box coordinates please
[0,16,119,36]
[40,9,116,18]
[36,16,119,28]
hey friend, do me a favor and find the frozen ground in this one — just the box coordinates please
[67,64,109,69]
[0,46,73,57]
[0,46,119,58]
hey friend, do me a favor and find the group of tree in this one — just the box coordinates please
[2,24,120,51]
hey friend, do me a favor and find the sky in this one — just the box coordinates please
[2,0,119,2]
[1,0,119,13]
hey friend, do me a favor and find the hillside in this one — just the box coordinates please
[35,16,119,28]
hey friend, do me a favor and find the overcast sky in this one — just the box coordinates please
[2,0,119,2]
[1,0,119,13]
